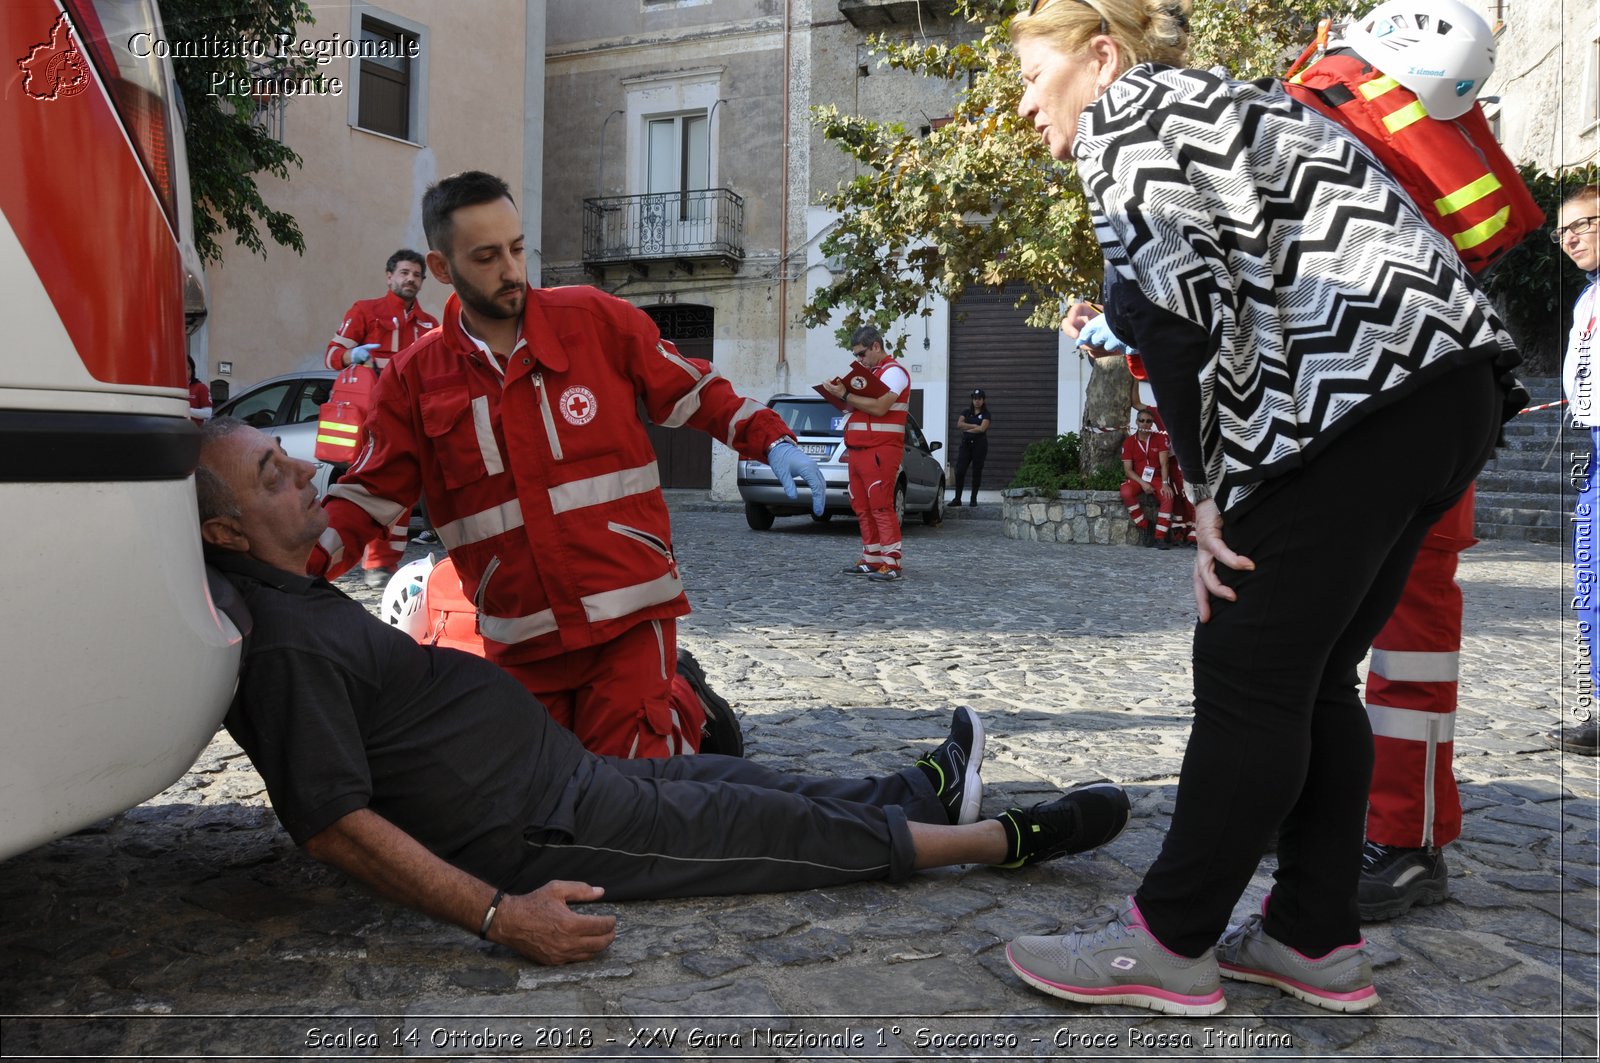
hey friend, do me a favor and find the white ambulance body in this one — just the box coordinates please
[1,0,242,859]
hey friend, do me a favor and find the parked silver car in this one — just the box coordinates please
[737,394,945,530]
[215,370,338,497]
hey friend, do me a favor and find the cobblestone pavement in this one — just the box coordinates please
[2,504,1597,1061]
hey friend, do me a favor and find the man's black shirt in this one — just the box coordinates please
[209,551,588,886]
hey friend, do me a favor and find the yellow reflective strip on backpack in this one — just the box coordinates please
[1434,172,1502,216]
[315,434,359,448]
[317,420,362,434]
[1452,206,1512,251]
[1382,99,1428,134]
[1359,74,1400,100]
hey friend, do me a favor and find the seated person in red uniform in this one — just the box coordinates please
[198,418,1132,964]
[1120,413,1176,548]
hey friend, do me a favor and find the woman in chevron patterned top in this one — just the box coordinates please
[1002,0,1522,1016]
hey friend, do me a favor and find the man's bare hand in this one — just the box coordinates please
[1061,300,1099,340]
[492,881,617,965]
[1192,499,1254,622]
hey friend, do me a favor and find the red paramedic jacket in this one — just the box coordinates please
[314,284,794,666]
[324,290,438,370]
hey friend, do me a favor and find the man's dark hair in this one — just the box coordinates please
[849,324,884,351]
[386,249,424,273]
[422,171,515,254]
[195,417,249,523]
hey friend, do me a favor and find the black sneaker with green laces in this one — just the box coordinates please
[997,782,1131,867]
[914,707,984,825]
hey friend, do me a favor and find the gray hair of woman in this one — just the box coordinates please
[1009,0,1191,70]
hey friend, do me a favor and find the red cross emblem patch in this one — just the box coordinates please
[559,386,598,426]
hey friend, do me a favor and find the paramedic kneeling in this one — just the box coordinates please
[195,417,1130,965]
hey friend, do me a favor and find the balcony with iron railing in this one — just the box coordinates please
[582,188,745,277]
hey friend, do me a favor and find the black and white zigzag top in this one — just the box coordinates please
[1077,64,1519,514]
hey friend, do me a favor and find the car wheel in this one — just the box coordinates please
[744,501,775,531]
[894,479,906,527]
[922,477,945,526]
[810,512,833,523]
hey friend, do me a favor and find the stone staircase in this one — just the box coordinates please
[1474,375,1569,544]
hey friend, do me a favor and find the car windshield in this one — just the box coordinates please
[771,399,846,438]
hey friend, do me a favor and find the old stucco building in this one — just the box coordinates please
[541,0,1078,496]
[195,1,539,396]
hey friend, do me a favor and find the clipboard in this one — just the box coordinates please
[814,360,891,411]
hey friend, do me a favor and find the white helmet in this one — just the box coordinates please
[381,555,435,641]
[1342,0,1495,120]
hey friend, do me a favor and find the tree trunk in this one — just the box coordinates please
[1081,351,1132,476]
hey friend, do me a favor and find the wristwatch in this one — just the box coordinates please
[1183,480,1213,505]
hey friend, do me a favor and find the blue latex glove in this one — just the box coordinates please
[1076,314,1130,355]
[349,342,379,366]
[767,439,827,517]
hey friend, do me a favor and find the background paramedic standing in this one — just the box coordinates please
[824,325,912,582]
[949,389,990,508]
[323,249,438,587]
[310,171,825,759]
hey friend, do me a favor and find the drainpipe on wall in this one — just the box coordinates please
[776,0,792,375]
[524,3,545,287]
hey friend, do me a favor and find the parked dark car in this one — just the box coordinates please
[736,394,945,530]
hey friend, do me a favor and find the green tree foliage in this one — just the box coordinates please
[804,0,1326,347]
[1008,431,1122,493]
[160,0,319,264]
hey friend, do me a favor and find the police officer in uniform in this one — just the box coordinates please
[949,389,991,507]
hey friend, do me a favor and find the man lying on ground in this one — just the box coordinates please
[195,417,1131,964]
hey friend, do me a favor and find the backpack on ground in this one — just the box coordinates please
[314,364,380,464]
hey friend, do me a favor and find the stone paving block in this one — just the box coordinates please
[1484,801,1572,832]
[745,926,852,966]
[680,951,751,978]
[788,955,1010,1014]
[1459,837,1547,870]
[1390,926,1524,983]
[913,883,1000,919]
[515,960,634,990]
[709,905,806,941]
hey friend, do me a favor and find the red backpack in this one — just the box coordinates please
[420,556,487,656]
[1285,43,1543,274]
[314,364,380,464]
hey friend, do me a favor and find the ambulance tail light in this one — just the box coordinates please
[61,0,179,233]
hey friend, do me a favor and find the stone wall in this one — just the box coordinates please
[1001,488,1138,545]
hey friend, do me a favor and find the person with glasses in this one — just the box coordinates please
[1554,185,1600,755]
[1120,409,1175,548]
[1003,0,1521,1016]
